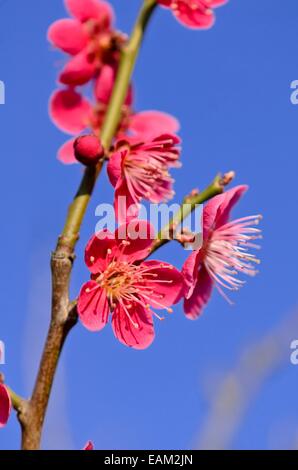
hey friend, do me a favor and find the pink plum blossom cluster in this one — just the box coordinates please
[0,0,263,437]
[46,0,262,351]
[48,0,180,166]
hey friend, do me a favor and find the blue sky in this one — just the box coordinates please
[0,0,298,450]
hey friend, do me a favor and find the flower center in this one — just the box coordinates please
[96,260,136,303]
[89,241,175,328]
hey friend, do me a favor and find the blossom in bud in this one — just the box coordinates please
[74,134,104,165]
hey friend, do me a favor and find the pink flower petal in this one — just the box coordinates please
[173,1,215,29]
[158,0,172,6]
[78,281,109,331]
[49,88,92,134]
[94,65,133,106]
[65,0,114,26]
[114,221,155,263]
[59,50,96,86]
[113,177,140,225]
[48,19,88,55]
[129,111,180,140]
[203,185,248,237]
[107,150,122,187]
[184,267,213,319]
[158,0,227,29]
[85,230,116,274]
[210,0,228,6]
[112,302,155,349]
[83,441,94,450]
[94,64,115,104]
[0,384,11,428]
[181,249,203,299]
[58,139,77,164]
[141,260,184,308]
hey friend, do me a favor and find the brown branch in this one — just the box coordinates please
[20,248,78,449]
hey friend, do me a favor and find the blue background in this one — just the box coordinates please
[0,0,298,450]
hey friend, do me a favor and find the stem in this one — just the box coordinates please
[4,385,25,413]
[19,0,157,450]
[151,172,235,253]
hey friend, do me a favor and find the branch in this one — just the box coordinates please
[19,0,158,450]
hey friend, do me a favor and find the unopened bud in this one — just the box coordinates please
[74,135,104,166]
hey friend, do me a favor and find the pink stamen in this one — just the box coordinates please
[204,215,262,301]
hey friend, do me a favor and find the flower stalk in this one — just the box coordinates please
[151,172,235,253]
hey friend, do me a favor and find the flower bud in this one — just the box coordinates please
[74,135,104,166]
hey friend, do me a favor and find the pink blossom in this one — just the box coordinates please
[47,0,119,86]
[158,0,227,29]
[49,73,180,164]
[182,186,262,319]
[83,441,94,450]
[0,384,11,428]
[107,135,181,223]
[74,134,104,166]
[78,221,183,349]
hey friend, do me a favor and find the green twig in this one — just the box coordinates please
[151,171,235,253]
[6,386,25,412]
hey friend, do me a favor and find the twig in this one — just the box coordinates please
[150,172,235,254]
